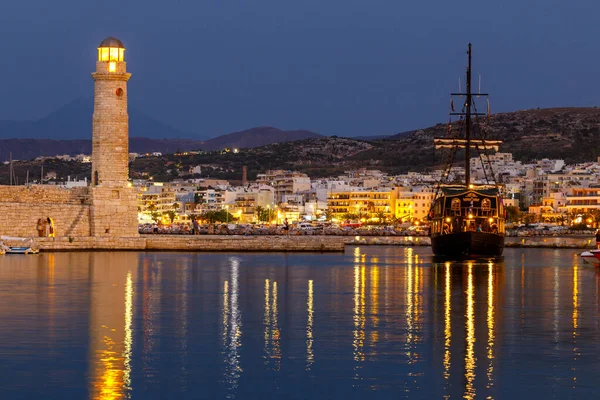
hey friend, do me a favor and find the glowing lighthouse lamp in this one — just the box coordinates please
[97,37,125,72]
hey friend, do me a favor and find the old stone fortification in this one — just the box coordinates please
[0,185,91,237]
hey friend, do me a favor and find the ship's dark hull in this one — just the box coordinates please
[431,232,504,258]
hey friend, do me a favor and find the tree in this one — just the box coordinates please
[523,213,537,225]
[324,209,334,222]
[341,212,358,221]
[505,206,521,223]
[200,210,233,224]
[256,207,276,222]
[151,212,161,223]
[255,205,264,222]
[166,210,177,223]
[590,209,600,228]
[375,210,387,224]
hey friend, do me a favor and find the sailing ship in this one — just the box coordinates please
[429,44,505,258]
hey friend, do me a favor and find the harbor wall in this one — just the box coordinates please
[0,185,91,237]
[33,235,349,252]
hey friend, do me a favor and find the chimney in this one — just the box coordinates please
[242,165,247,186]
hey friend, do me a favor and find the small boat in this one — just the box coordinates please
[429,44,505,259]
[0,236,40,255]
[579,250,600,266]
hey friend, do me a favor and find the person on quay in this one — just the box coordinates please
[283,218,290,235]
[595,229,600,249]
[46,217,55,238]
[36,219,45,237]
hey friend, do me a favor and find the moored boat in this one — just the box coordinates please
[0,236,39,255]
[579,250,600,266]
[429,44,505,258]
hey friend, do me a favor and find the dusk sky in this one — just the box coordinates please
[1,0,599,139]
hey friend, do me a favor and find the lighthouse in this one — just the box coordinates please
[90,37,138,237]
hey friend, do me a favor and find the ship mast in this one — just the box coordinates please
[434,44,502,185]
[465,43,472,187]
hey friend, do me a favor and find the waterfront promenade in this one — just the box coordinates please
[30,234,598,252]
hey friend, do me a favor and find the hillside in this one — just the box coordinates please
[0,138,205,162]
[389,107,600,164]
[3,107,600,183]
[200,126,322,150]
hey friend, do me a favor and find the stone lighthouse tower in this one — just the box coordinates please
[90,37,138,237]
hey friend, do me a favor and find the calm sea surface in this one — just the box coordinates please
[0,247,598,399]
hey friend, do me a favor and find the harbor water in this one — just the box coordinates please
[0,247,598,399]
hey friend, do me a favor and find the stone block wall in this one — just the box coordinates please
[92,62,130,187]
[90,186,139,237]
[0,185,91,237]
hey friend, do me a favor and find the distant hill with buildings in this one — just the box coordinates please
[0,138,205,162]
[387,107,600,164]
[2,106,600,167]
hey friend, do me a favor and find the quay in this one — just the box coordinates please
[29,235,598,252]
[33,235,349,252]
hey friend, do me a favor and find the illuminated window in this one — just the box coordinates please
[109,62,116,72]
[98,47,126,62]
[451,198,461,210]
[100,47,109,61]
[110,47,119,61]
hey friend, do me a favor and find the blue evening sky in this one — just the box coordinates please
[0,0,598,138]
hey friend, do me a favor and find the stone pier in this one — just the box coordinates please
[32,235,349,252]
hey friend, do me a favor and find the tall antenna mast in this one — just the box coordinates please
[465,43,472,187]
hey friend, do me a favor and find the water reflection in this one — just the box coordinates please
[353,251,366,374]
[464,262,476,400]
[306,280,314,370]
[435,258,504,400]
[222,257,242,397]
[1,249,600,399]
[88,253,138,400]
[263,278,280,370]
[443,262,451,394]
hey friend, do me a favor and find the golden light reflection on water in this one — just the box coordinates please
[263,278,280,370]
[572,262,579,388]
[123,271,133,394]
[443,262,451,385]
[353,248,366,383]
[487,261,495,391]
[464,262,476,400]
[272,281,281,370]
[264,278,270,355]
[370,265,379,346]
[89,254,139,400]
[306,280,314,370]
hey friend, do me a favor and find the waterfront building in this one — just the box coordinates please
[394,186,436,223]
[137,183,177,216]
[327,188,397,222]
[565,186,600,215]
[256,170,311,203]
[228,185,275,223]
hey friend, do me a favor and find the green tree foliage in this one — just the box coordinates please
[505,206,521,223]
[165,210,177,223]
[151,212,161,223]
[200,210,234,223]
